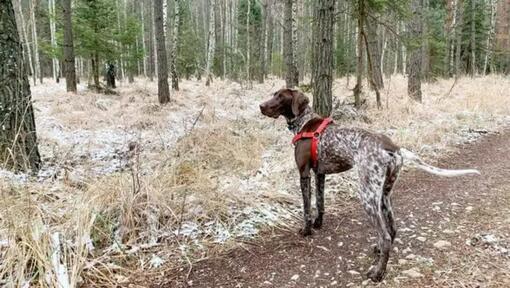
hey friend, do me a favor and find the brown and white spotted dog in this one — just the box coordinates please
[259,88,480,282]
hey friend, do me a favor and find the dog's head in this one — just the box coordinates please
[259,89,310,119]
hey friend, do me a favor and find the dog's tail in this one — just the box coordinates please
[399,148,480,177]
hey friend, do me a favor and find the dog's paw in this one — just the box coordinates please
[366,266,385,283]
[312,218,323,229]
[299,227,313,237]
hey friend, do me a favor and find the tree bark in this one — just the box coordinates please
[62,0,77,93]
[455,0,464,77]
[205,0,216,86]
[365,15,384,90]
[16,0,35,86]
[265,0,274,77]
[284,0,297,88]
[154,0,170,104]
[29,0,42,84]
[353,0,364,108]
[484,0,496,75]
[470,0,476,77]
[406,0,423,102]
[170,0,179,90]
[312,0,335,117]
[48,0,60,82]
[0,0,41,171]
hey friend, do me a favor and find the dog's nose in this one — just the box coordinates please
[259,104,265,111]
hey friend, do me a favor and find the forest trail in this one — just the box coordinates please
[154,128,510,288]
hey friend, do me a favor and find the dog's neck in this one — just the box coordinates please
[286,106,316,134]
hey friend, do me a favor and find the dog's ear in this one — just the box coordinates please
[291,90,309,117]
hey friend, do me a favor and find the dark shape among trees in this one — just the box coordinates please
[0,0,41,171]
[154,0,170,104]
[62,0,77,93]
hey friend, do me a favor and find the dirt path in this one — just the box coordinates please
[157,129,510,287]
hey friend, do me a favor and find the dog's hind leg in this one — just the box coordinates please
[313,173,325,229]
[358,164,393,282]
[300,176,312,236]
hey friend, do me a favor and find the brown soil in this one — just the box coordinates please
[144,128,510,288]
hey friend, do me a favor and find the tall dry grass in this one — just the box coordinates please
[1,75,509,286]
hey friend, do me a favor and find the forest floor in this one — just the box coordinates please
[0,76,509,287]
[159,126,510,288]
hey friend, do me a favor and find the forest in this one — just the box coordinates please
[1,0,510,287]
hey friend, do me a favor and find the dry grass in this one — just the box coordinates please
[1,75,509,286]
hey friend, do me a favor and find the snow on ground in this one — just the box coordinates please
[1,75,509,286]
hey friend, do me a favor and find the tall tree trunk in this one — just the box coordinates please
[353,0,364,108]
[484,0,496,75]
[49,0,60,82]
[16,0,35,86]
[205,0,216,86]
[29,0,42,84]
[445,0,455,77]
[470,0,476,77]
[246,0,251,87]
[92,53,100,90]
[421,0,429,80]
[141,1,148,78]
[283,0,297,88]
[152,1,158,79]
[214,0,224,78]
[291,0,299,85]
[455,0,464,77]
[365,16,384,90]
[312,0,335,117]
[170,0,179,90]
[406,0,423,102]
[154,0,170,104]
[265,0,274,77]
[0,0,41,171]
[62,0,77,93]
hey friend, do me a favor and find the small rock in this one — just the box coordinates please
[291,274,299,281]
[443,229,455,234]
[398,259,409,265]
[405,254,416,260]
[465,206,473,212]
[402,247,412,254]
[331,280,338,285]
[417,236,426,242]
[347,270,360,276]
[433,240,452,250]
[401,267,423,278]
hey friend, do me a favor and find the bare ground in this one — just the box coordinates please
[149,128,510,288]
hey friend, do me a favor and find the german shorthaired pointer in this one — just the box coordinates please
[259,88,480,282]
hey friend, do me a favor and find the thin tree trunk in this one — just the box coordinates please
[312,0,336,117]
[17,0,35,86]
[284,0,297,88]
[246,0,251,87]
[0,0,41,171]
[62,0,77,93]
[484,0,496,75]
[406,0,423,102]
[291,0,299,85]
[170,0,179,90]
[154,0,170,104]
[353,0,364,108]
[141,1,148,77]
[266,0,274,77]
[365,15,384,90]
[29,0,42,84]
[205,0,216,86]
[49,0,60,82]
[455,0,464,77]
[152,1,158,79]
[470,0,476,77]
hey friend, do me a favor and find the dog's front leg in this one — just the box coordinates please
[313,173,325,229]
[300,176,312,236]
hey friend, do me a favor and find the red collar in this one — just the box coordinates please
[292,117,333,168]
